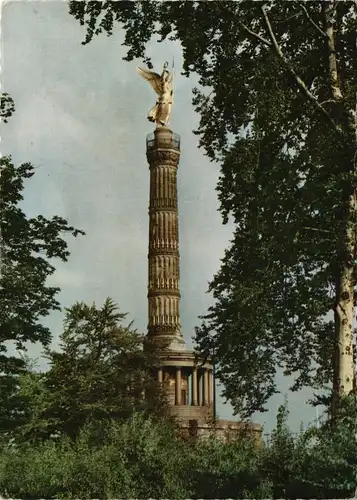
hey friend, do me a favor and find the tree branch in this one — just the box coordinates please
[302,226,334,234]
[298,3,329,39]
[322,2,356,138]
[238,21,271,47]
[320,99,339,107]
[216,2,271,47]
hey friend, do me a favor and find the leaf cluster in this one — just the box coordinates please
[0,93,15,123]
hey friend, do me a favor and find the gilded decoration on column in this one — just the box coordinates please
[137,61,173,127]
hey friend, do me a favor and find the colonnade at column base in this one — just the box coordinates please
[153,346,262,446]
[155,348,214,420]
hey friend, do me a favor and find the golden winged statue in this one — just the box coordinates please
[136,61,173,126]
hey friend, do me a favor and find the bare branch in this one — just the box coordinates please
[275,12,302,24]
[238,21,271,47]
[302,226,334,234]
[299,3,328,39]
[320,99,339,107]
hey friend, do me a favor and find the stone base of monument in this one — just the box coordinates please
[177,418,263,446]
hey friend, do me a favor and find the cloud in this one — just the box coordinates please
[47,266,86,289]
[15,86,87,144]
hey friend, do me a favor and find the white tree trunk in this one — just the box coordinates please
[323,0,356,406]
[334,197,356,399]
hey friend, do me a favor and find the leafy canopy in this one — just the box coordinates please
[68,1,357,416]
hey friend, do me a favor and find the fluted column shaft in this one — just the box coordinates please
[192,367,198,406]
[203,369,209,406]
[146,127,181,341]
[208,369,213,405]
[175,367,181,405]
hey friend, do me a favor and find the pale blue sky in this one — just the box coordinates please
[2,0,321,433]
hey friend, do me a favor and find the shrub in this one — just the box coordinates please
[0,413,192,499]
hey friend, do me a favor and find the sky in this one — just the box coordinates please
[1,0,321,433]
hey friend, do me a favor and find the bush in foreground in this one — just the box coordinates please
[0,413,191,499]
[0,399,355,499]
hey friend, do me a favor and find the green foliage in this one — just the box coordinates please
[68,0,357,417]
[0,414,192,499]
[12,298,170,443]
[263,403,304,497]
[261,396,357,498]
[190,434,270,499]
[0,360,46,444]
[0,156,85,376]
[0,404,355,499]
[0,100,84,438]
[0,93,15,123]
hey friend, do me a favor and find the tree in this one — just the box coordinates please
[0,94,84,438]
[0,356,44,443]
[0,155,84,376]
[261,396,357,498]
[191,432,267,498]
[16,298,170,442]
[68,1,357,417]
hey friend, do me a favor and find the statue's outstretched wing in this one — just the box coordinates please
[136,67,162,95]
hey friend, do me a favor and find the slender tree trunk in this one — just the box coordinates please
[333,198,356,407]
[323,0,356,415]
